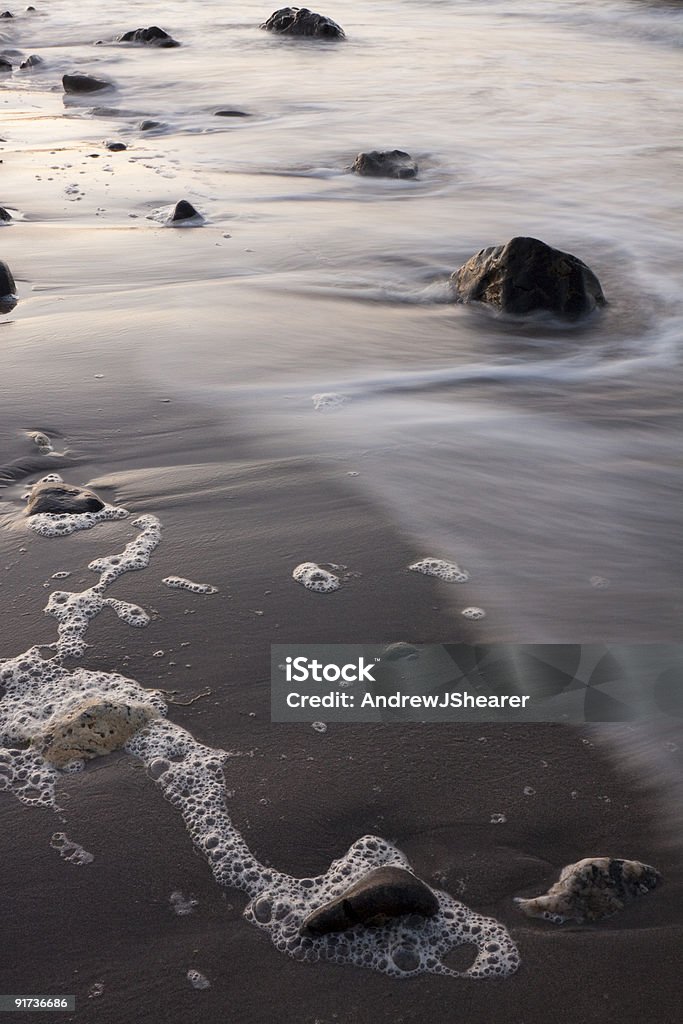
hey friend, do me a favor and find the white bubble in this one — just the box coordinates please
[461,607,486,620]
[50,832,94,865]
[312,392,346,411]
[292,562,340,594]
[409,559,470,583]
[187,970,210,990]
[162,576,218,595]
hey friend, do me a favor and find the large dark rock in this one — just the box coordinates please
[451,236,606,320]
[301,866,439,936]
[118,26,180,48]
[261,7,345,39]
[0,260,16,295]
[169,199,202,223]
[26,482,105,516]
[63,73,112,94]
[352,150,418,180]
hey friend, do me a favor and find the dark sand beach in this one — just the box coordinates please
[2,1,683,1021]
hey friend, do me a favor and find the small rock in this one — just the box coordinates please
[0,208,12,223]
[19,54,43,69]
[261,7,345,39]
[106,141,127,152]
[301,866,439,936]
[26,481,105,516]
[0,260,16,295]
[451,236,606,320]
[40,699,157,767]
[139,119,163,131]
[0,58,12,72]
[170,199,201,223]
[214,109,251,117]
[63,73,112,94]
[118,26,180,48]
[352,150,418,180]
[515,857,661,924]
[0,11,14,18]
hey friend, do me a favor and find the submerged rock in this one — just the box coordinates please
[0,259,16,295]
[40,699,157,767]
[19,54,43,69]
[0,208,12,223]
[261,7,345,39]
[139,119,163,131]
[0,57,12,72]
[352,150,418,180]
[118,26,180,48]
[63,73,112,94]
[26,481,105,516]
[515,857,661,924]
[451,236,606,320]
[0,11,14,18]
[301,866,439,935]
[169,199,201,223]
[214,108,251,117]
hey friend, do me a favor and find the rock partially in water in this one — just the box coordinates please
[0,208,11,222]
[169,200,202,223]
[0,11,14,18]
[515,857,661,923]
[352,150,418,180]
[0,57,12,72]
[19,54,43,69]
[301,866,440,936]
[106,141,127,152]
[451,236,606,321]
[63,73,113,94]
[139,119,164,132]
[261,7,345,40]
[118,26,180,48]
[26,481,105,516]
[214,109,251,117]
[0,260,16,295]
[40,699,158,767]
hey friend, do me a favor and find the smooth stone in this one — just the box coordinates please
[118,26,180,48]
[515,857,661,923]
[260,7,345,39]
[19,54,43,69]
[0,58,12,72]
[451,236,606,320]
[0,259,16,294]
[26,481,105,516]
[139,119,163,131]
[40,699,157,767]
[0,207,11,222]
[62,73,112,94]
[214,109,251,117]
[106,141,127,152]
[352,150,418,180]
[170,199,201,223]
[301,866,439,936]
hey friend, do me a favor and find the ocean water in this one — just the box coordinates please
[2,0,682,643]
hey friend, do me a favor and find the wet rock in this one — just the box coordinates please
[301,866,439,936]
[451,236,606,320]
[19,54,43,69]
[0,207,11,222]
[261,7,345,39]
[118,26,180,48]
[214,109,251,117]
[40,699,157,767]
[106,141,127,152]
[352,150,418,180]
[515,857,661,923]
[63,73,112,94]
[139,119,163,131]
[170,199,201,223]
[0,58,12,72]
[0,260,16,295]
[0,11,14,18]
[26,481,105,516]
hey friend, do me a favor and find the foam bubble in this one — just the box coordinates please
[312,392,347,411]
[461,607,486,620]
[162,576,218,595]
[50,832,94,865]
[170,890,198,915]
[187,970,211,990]
[409,559,470,583]
[24,475,129,538]
[292,562,340,593]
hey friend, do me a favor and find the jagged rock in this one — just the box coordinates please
[352,150,418,180]
[0,260,16,295]
[0,58,12,72]
[301,866,439,936]
[0,11,14,18]
[118,26,180,48]
[106,141,127,152]
[214,109,251,117]
[26,481,105,516]
[170,199,201,223]
[40,699,158,767]
[63,73,112,94]
[139,119,163,131]
[19,54,43,69]
[451,236,606,320]
[515,857,661,923]
[261,7,345,39]
[0,208,11,223]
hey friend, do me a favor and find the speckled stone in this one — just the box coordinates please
[515,857,661,923]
